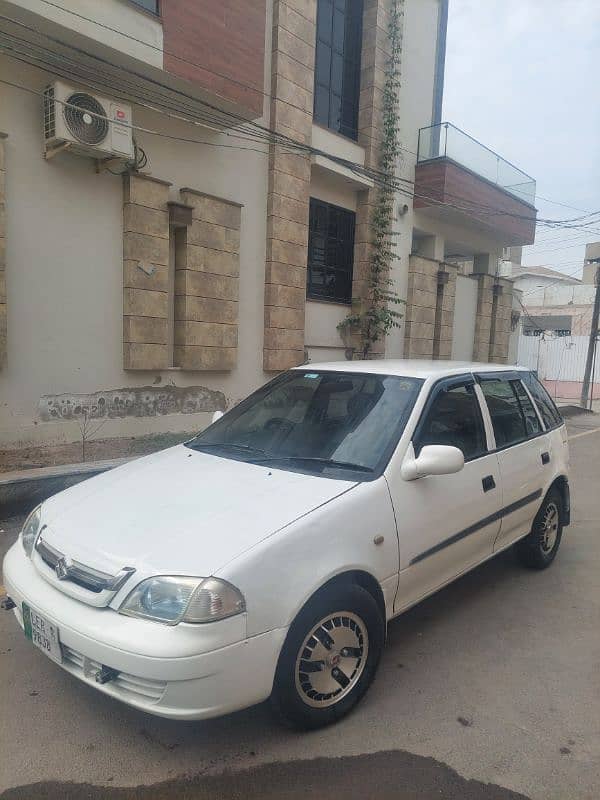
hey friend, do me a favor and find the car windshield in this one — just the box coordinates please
[186,370,422,479]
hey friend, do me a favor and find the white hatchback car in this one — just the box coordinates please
[3,361,570,729]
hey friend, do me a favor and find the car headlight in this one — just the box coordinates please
[119,576,246,625]
[21,505,42,557]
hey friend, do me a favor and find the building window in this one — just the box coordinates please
[307,198,356,303]
[313,0,363,140]
[129,0,159,14]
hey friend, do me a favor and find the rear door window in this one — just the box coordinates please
[512,380,543,437]
[479,377,542,448]
[521,372,563,429]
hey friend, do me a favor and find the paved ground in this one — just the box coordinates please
[1,415,599,800]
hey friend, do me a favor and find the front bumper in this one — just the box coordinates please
[3,543,287,720]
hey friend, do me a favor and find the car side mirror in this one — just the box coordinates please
[401,444,464,481]
[211,410,224,424]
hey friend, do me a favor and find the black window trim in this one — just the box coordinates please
[313,0,364,141]
[412,374,490,464]
[475,371,552,453]
[307,197,356,305]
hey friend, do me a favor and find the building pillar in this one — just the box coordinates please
[175,190,242,371]
[0,133,6,368]
[488,278,514,363]
[122,173,171,370]
[472,274,514,363]
[263,0,317,372]
[348,0,405,359]
[404,255,457,359]
[473,251,501,275]
[415,233,445,261]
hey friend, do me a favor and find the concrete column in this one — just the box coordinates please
[472,274,495,362]
[175,190,242,371]
[348,0,406,359]
[416,233,445,262]
[434,263,457,359]
[488,278,514,363]
[122,173,171,371]
[0,133,6,369]
[472,251,501,275]
[472,274,514,363]
[263,0,317,372]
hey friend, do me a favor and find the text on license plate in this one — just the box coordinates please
[23,602,63,664]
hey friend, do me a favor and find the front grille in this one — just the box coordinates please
[62,645,166,703]
[35,536,134,595]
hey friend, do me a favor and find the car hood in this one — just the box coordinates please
[40,445,356,577]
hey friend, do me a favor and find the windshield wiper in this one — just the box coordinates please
[186,441,268,457]
[253,455,373,473]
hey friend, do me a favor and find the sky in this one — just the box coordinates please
[443,0,600,277]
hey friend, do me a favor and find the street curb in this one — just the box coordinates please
[0,458,132,517]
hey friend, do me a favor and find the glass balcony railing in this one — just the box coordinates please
[130,0,160,14]
[417,122,536,206]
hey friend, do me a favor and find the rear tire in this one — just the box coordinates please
[515,489,563,570]
[271,583,384,730]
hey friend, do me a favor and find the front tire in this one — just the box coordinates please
[271,583,384,730]
[515,489,563,569]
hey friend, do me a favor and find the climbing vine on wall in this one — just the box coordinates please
[338,0,404,358]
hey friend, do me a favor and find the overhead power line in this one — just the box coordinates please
[29,0,600,217]
[4,68,600,242]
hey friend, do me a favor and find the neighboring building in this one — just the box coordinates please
[502,264,595,337]
[0,0,537,451]
[511,244,600,401]
[582,241,600,286]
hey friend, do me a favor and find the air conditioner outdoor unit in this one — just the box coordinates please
[43,80,134,160]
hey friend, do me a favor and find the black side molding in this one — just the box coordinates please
[410,489,543,566]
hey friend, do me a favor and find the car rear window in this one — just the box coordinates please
[521,372,563,429]
[479,377,540,448]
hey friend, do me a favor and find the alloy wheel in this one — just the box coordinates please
[294,612,369,708]
[540,501,559,553]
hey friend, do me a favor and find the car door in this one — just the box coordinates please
[388,375,502,615]
[476,372,548,551]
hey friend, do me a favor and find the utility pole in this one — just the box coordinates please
[580,257,600,409]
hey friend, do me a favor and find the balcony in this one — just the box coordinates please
[414,123,537,246]
[0,0,265,124]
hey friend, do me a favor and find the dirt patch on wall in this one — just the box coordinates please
[38,385,226,422]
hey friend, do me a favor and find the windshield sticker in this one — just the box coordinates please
[303,373,320,379]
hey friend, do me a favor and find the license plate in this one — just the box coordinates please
[23,603,63,665]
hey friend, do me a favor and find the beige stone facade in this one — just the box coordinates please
[0,133,6,369]
[263,0,317,372]
[175,190,242,371]
[403,255,457,359]
[347,0,404,359]
[0,1,528,452]
[122,173,171,371]
[472,275,513,363]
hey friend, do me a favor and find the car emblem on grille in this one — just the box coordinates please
[55,556,71,580]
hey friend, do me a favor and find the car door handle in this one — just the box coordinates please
[541,452,550,465]
[482,475,496,492]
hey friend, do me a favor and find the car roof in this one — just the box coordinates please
[291,359,529,380]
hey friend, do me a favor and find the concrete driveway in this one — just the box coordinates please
[1,415,599,800]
